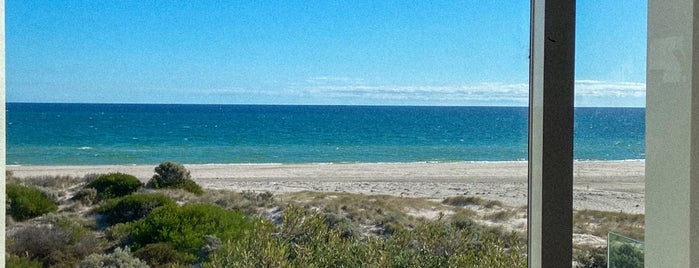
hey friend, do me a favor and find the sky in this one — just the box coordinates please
[6,1,647,107]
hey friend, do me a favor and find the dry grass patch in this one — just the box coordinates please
[281,191,441,228]
[574,209,645,240]
[484,209,518,222]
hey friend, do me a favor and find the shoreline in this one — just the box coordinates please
[8,161,645,214]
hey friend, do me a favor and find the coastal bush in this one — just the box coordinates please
[80,247,149,268]
[608,243,644,268]
[443,195,503,208]
[5,254,43,268]
[125,203,257,264]
[574,245,607,268]
[7,183,58,221]
[8,215,104,267]
[148,161,203,195]
[205,204,526,267]
[73,188,98,205]
[132,242,190,267]
[87,173,143,200]
[96,193,175,226]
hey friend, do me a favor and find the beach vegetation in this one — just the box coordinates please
[121,203,257,264]
[7,183,58,221]
[95,193,175,226]
[132,242,191,267]
[608,242,644,267]
[282,191,439,231]
[86,173,143,200]
[22,174,85,189]
[79,247,150,268]
[5,169,647,267]
[485,209,519,222]
[7,213,104,267]
[574,209,645,240]
[443,195,503,208]
[5,254,43,268]
[148,161,204,195]
[204,204,526,267]
[574,245,607,268]
[72,187,98,206]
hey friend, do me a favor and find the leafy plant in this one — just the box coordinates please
[609,243,644,268]
[443,195,503,208]
[125,203,257,264]
[5,254,43,268]
[132,243,190,267]
[7,183,58,221]
[86,173,143,200]
[148,161,203,195]
[96,193,175,226]
[205,205,527,267]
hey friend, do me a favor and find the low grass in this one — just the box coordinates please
[484,209,519,222]
[281,191,442,230]
[574,209,645,240]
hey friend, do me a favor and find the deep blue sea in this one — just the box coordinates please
[6,103,645,165]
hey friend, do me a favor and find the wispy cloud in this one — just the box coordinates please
[306,83,530,105]
[298,80,645,106]
[187,80,646,106]
[574,80,646,98]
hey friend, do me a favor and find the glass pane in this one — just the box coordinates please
[574,1,647,266]
[6,2,529,267]
[608,232,644,268]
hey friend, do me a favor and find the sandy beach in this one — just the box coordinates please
[9,161,645,214]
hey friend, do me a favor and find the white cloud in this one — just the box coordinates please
[186,80,646,106]
[298,80,645,106]
[574,80,646,97]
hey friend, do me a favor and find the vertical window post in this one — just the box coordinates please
[528,0,575,267]
[646,0,699,266]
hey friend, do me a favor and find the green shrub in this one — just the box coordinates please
[126,203,257,263]
[80,247,149,268]
[177,177,204,195]
[574,245,607,268]
[87,173,143,200]
[149,161,190,187]
[5,254,43,268]
[147,161,203,195]
[133,242,190,267]
[96,193,175,226]
[609,243,644,268]
[7,183,58,221]
[205,205,527,268]
[443,195,503,208]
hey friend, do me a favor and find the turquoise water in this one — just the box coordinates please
[6,103,644,165]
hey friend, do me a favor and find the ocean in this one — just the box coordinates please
[6,103,645,165]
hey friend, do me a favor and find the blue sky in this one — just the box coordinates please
[6,1,646,106]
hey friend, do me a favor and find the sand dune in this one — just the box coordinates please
[9,161,645,214]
